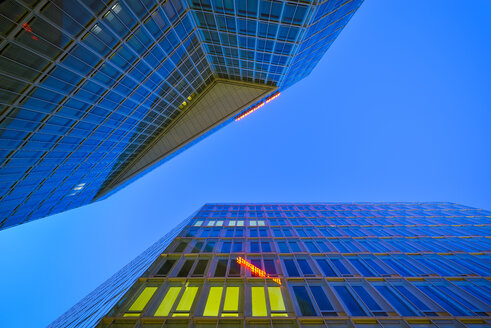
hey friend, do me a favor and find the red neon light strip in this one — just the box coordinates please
[235,92,280,121]
[237,256,281,285]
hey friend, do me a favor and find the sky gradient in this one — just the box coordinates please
[1,1,490,327]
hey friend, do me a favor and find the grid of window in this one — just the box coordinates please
[0,0,363,229]
[91,202,491,328]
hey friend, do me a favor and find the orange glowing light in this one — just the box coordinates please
[22,22,37,40]
[237,256,281,285]
[235,92,280,121]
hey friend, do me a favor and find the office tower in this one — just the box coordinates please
[0,0,363,229]
[50,202,491,328]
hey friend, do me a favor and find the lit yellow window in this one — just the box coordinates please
[207,221,215,226]
[251,287,267,316]
[193,221,203,226]
[203,287,223,316]
[228,220,236,226]
[124,286,157,316]
[154,287,181,316]
[250,220,257,226]
[258,220,265,226]
[222,287,239,317]
[237,220,244,227]
[268,287,288,317]
[216,220,224,226]
[173,286,199,317]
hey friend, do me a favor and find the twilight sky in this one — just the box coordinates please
[1,1,490,327]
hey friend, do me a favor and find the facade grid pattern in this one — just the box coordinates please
[0,0,363,229]
[52,202,491,328]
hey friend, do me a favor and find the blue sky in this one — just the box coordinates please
[1,1,490,327]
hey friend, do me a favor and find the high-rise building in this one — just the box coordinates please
[50,202,491,328]
[0,0,363,229]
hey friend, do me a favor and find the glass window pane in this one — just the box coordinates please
[251,287,267,316]
[284,259,300,276]
[157,259,176,276]
[215,259,228,277]
[203,287,223,316]
[174,286,198,315]
[292,286,316,316]
[310,286,335,314]
[177,260,194,277]
[334,286,367,316]
[316,259,337,277]
[192,260,208,276]
[298,259,314,275]
[128,287,157,311]
[154,287,181,316]
[268,287,287,317]
[264,259,277,275]
[223,287,240,316]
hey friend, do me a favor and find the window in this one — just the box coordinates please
[251,286,287,317]
[191,242,203,253]
[251,286,267,316]
[334,286,367,316]
[268,287,287,317]
[203,287,222,316]
[192,259,208,276]
[157,259,176,276]
[174,241,188,252]
[316,259,338,277]
[310,285,336,316]
[125,286,157,317]
[154,286,180,316]
[297,259,314,276]
[177,260,194,277]
[262,241,272,252]
[173,286,199,317]
[284,259,300,276]
[375,286,420,316]
[214,259,228,277]
[250,241,260,253]
[292,286,316,316]
[221,242,231,253]
[264,259,277,275]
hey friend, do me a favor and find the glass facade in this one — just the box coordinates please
[0,0,363,230]
[50,202,491,327]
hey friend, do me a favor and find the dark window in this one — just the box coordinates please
[334,286,367,316]
[157,259,176,276]
[192,260,208,276]
[250,242,260,252]
[293,286,317,316]
[204,241,216,252]
[175,242,188,252]
[316,259,337,277]
[177,260,194,277]
[297,259,314,275]
[284,259,300,276]
[310,286,335,315]
[350,259,375,276]
[228,259,241,276]
[264,259,277,275]
[214,259,228,277]
[191,242,203,253]
[277,242,289,253]
[235,229,243,237]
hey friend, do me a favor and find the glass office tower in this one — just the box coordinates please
[50,202,491,328]
[0,0,363,229]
